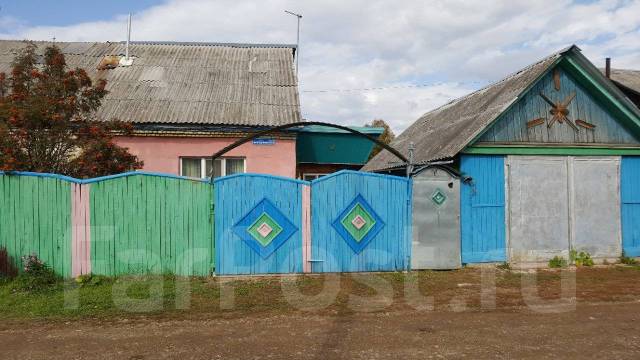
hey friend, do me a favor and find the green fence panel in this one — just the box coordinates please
[0,175,72,277]
[90,175,213,276]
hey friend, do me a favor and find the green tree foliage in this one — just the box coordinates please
[0,43,142,177]
[366,118,395,160]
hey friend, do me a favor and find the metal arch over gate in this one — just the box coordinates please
[211,122,413,275]
[209,121,409,181]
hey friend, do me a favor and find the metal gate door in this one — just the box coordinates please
[411,167,461,269]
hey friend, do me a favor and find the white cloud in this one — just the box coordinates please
[2,0,640,133]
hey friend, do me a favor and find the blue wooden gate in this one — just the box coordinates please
[214,174,305,275]
[460,155,506,263]
[310,171,411,272]
[621,157,640,257]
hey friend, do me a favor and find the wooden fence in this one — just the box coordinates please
[1,170,411,278]
[0,172,213,277]
[214,171,412,275]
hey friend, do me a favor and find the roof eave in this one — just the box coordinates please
[564,50,640,130]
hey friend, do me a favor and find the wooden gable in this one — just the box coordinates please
[476,61,640,147]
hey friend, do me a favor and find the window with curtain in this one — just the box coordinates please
[181,158,202,178]
[180,157,244,178]
[226,158,244,176]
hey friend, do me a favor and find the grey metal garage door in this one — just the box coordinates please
[507,156,620,263]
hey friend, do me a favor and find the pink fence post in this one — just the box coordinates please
[71,183,91,277]
[302,185,312,273]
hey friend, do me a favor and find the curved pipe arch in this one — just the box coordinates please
[210,121,407,182]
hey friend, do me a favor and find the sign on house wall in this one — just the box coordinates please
[252,138,276,145]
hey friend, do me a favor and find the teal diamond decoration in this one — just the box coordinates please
[232,198,298,259]
[431,189,447,206]
[340,203,376,242]
[332,194,385,253]
[247,212,283,247]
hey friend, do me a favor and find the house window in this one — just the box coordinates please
[180,157,245,179]
[302,173,327,181]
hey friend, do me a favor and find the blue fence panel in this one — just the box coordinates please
[214,174,305,275]
[460,155,506,263]
[622,157,640,257]
[310,171,411,272]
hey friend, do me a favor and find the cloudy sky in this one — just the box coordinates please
[1,0,640,133]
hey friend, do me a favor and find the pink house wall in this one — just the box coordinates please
[114,136,297,178]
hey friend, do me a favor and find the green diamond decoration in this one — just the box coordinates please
[431,189,447,206]
[340,203,376,242]
[247,212,283,247]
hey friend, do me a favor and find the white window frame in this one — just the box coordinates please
[179,157,246,179]
[302,173,328,181]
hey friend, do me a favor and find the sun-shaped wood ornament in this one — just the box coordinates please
[539,91,579,131]
[526,69,596,131]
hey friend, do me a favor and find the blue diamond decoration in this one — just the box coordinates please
[332,194,385,254]
[232,198,298,259]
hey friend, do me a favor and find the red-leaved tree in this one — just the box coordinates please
[0,43,142,178]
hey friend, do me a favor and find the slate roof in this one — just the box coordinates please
[364,45,640,171]
[608,68,640,95]
[0,40,300,126]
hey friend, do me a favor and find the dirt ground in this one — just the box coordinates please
[2,302,640,359]
[2,267,640,359]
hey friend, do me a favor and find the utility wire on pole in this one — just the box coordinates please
[284,10,302,80]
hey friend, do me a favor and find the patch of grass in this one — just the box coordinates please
[12,255,60,293]
[549,256,568,268]
[74,274,109,287]
[3,266,640,321]
[495,270,522,287]
[0,275,200,319]
[496,262,511,271]
[384,271,408,284]
[620,254,638,266]
[570,249,594,267]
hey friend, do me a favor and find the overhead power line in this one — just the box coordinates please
[301,80,487,93]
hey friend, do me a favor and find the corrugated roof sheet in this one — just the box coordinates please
[0,40,301,126]
[363,47,567,171]
[608,68,640,95]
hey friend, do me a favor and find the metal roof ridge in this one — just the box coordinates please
[125,40,297,49]
[0,39,297,49]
